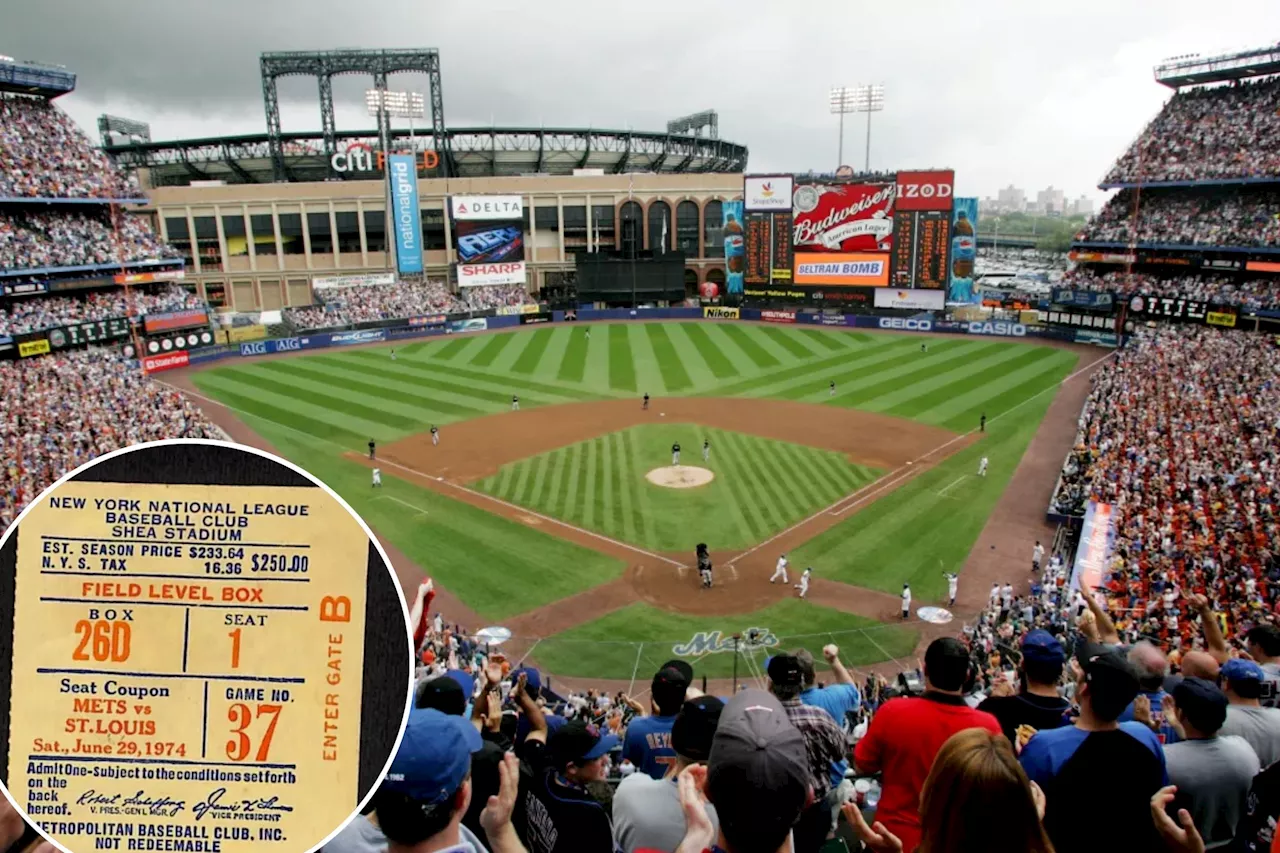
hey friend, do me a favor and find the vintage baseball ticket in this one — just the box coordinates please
[6,481,373,852]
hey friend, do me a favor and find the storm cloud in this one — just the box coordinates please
[7,0,1279,201]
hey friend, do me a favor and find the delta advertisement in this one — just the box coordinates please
[791,182,895,253]
[947,197,978,303]
[1070,500,1115,593]
[389,153,424,275]
[722,200,745,295]
[452,194,527,286]
[874,289,946,311]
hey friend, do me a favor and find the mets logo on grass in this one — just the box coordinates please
[672,627,778,657]
[703,307,740,320]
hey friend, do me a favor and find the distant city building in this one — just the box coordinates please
[1069,195,1094,217]
[997,184,1027,214]
[1036,186,1066,215]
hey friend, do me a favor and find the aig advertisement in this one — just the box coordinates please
[722,200,745,295]
[948,197,978,303]
[389,154,424,274]
[452,194,527,286]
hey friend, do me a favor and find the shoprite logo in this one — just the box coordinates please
[330,142,439,173]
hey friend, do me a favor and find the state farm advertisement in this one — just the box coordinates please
[457,261,527,287]
[792,183,895,253]
[142,351,189,374]
[895,170,955,211]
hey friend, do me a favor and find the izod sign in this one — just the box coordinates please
[895,170,955,211]
[330,142,439,173]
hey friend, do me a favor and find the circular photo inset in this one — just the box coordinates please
[0,440,413,853]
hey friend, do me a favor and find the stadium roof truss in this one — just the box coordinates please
[1154,43,1280,88]
[104,128,748,186]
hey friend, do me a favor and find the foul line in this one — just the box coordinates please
[936,475,967,498]
[378,494,429,515]
[727,348,1116,566]
[160,382,686,571]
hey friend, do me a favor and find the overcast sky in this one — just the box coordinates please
[9,0,1280,202]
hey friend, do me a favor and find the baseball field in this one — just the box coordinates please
[184,321,1080,685]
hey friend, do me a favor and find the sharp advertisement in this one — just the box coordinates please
[947,198,979,303]
[457,262,527,287]
[792,182,894,254]
[452,194,527,286]
[388,153,424,275]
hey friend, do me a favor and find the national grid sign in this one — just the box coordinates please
[389,153,424,275]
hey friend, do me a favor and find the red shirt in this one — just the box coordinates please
[853,692,1000,852]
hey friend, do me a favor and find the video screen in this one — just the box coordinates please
[455,219,524,264]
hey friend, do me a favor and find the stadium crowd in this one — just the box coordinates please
[0,348,221,532]
[286,281,535,329]
[1102,76,1280,184]
[0,284,205,335]
[0,95,142,199]
[1058,267,1280,312]
[0,209,178,271]
[327,561,1280,853]
[1077,188,1280,248]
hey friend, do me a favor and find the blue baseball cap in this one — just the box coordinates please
[1222,658,1265,683]
[1022,630,1065,665]
[445,668,475,699]
[512,666,542,698]
[548,719,619,769]
[384,708,482,804]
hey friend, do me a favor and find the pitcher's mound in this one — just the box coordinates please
[646,465,715,489]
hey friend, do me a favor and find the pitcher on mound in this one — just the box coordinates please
[672,441,681,466]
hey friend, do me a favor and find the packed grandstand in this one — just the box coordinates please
[3,42,1280,853]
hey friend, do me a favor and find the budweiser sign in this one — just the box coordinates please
[792,183,895,253]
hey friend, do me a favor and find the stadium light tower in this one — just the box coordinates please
[829,84,884,172]
[366,88,426,149]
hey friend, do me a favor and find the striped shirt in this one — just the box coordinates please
[779,696,849,799]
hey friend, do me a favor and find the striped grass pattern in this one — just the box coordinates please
[476,424,880,551]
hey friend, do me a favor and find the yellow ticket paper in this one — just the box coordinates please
[7,482,371,853]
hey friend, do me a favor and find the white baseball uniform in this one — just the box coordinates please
[512,395,520,411]
[1001,583,1013,606]
[947,573,958,605]
[796,569,811,598]
[990,584,1000,606]
[978,456,989,477]
[901,586,912,617]
[702,442,710,462]
[372,468,382,487]
[771,556,789,584]
[432,428,440,446]
[1033,543,1045,569]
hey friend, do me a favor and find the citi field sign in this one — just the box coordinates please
[330,142,440,173]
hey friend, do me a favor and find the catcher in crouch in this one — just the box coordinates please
[695,543,713,589]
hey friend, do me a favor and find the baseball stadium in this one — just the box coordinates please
[4,33,1280,850]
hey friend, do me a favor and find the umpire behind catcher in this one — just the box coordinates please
[696,543,712,589]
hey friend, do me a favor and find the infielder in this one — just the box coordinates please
[978,456,989,477]
[368,439,376,460]
[672,442,681,466]
[945,572,958,607]
[431,425,440,446]
[371,467,382,488]
[643,393,650,410]
[829,380,836,397]
[512,394,520,411]
[702,439,710,463]
[794,567,812,599]
[770,553,789,584]
[901,583,912,620]
[1032,541,1045,574]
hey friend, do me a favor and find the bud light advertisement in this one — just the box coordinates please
[722,200,745,296]
[948,197,978,304]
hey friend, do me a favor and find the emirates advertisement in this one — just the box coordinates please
[792,182,895,253]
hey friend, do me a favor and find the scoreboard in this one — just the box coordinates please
[891,209,950,289]
[744,212,793,284]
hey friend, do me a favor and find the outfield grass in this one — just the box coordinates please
[475,423,879,551]
[193,323,1078,651]
[531,600,921,680]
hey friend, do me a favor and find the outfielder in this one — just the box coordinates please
[770,554,789,584]
[390,348,397,361]
[696,543,712,589]
[431,425,440,446]
[978,456,989,477]
[795,567,812,599]
[371,467,382,488]
[368,439,376,460]
[945,572,958,607]
[901,583,912,620]
[702,439,710,463]
[512,394,520,411]
[829,380,836,397]
[672,442,681,466]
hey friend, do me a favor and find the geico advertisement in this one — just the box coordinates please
[877,317,933,332]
